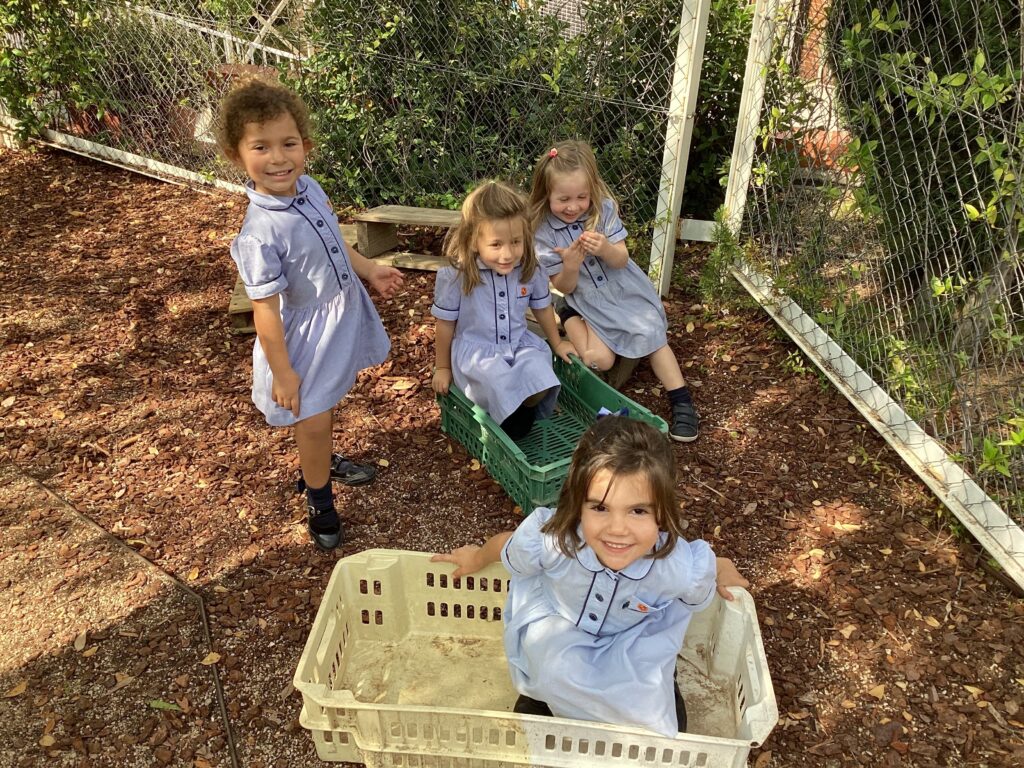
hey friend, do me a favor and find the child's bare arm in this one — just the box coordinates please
[347,242,404,298]
[533,304,576,362]
[251,295,301,416]
[550,239,586,294]
[432,319,455,394]
[431,532,513,577]
[715,557,749,601]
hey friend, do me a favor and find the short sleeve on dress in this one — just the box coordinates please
[431,266,462,321]
[501,506,560,577]
[527,265,553,310]
[535,227,563,275]
[599,198,628,244]
[667,539,718,612]
[231,233,288,300]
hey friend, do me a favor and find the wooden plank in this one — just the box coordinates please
[373,252,448,271]
[355,205,461,228]
[228,276,255,334]
[357,221,400,258]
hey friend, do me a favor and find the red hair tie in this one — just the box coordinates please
[548,148,558,158]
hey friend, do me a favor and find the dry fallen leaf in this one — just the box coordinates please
[924,616,942,628]
[82,646,98,658]
[73,631,87,652]
[964,685,985,697]
[868,684,886,700]
[839,624,857,639]
[754,751,772,767]
[39,734,56,747]
[377,459,390,467]
[469,459,481,471]
[200,652,221,666]
[4,680,27,698]
[1,395,14,408]
[187,567,200,582]
[685,322,695,333]
[111,672,134,692]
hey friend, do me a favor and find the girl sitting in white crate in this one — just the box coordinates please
[431,180,577,440]
[432,416,748,737]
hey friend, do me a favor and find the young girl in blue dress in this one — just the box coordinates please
[432,416,747,736]
[529,141,700,443]
[218,78,403,551]
[431,180,576,440]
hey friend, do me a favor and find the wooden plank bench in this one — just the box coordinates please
[355,205,461,258]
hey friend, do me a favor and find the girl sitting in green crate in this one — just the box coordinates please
[431,180,577,440]
[432,416,748,736]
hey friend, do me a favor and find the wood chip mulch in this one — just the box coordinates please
[1,146,1022,768]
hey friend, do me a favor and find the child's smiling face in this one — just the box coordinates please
[580,469,661,571]
[234,112,311,197]
[475,217,525,275]
[548,169,592,224]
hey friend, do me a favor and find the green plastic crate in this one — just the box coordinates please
[438,356,668,513]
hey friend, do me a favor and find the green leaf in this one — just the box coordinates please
[963,203,981,220]
[148,700,182,712]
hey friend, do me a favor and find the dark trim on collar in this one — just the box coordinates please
[244,175,311,210]
[545,211,590,232]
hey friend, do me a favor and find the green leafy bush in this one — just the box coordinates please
[0,0,107,138]
[294,0,751,225]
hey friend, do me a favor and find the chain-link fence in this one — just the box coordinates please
[1,0,756,249]
[734,0,1024,574]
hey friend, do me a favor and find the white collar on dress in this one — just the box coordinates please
[573,529,668,580]
[244,175,310,211]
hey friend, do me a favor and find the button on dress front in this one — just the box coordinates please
[535,198,668,359]
[500,506,717,736]
[431,262,559,425]
[230,176,390,427]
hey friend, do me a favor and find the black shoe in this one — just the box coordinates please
[329,454,377,486]
[513,694,553,717]
[307,505,343,551]
[295,454,377,493]
[669,400,699,443]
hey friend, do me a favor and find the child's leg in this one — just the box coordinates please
[294,410,342,550]
[500,402,537,441]
[673,670,688,732]
[513,694,553,717]
[523,386,556,408]
[558,304,616,371]
[649,344,699,443]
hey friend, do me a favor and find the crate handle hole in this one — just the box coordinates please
[427,573,435,587]
[374,610,383,625]
[373,580,382,595]
[359,579,368,594]
[628,744,639,759]
[360,609,369,625]
[427,601,435,616]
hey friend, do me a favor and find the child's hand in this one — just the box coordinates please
[715,557,749,601]
[272,368,302,417]
[432,367,452,395]
[554,239,585,269]
[368,264,404,298]
[578,231,609,258]
[554,338,577,363]
[431,545,487,577]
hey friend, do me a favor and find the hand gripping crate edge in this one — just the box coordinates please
[438,356,669,514]
[294,550,778,768]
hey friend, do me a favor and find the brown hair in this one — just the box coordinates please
[443,180,538,294]
[216,77,312,161]
[541,416,683,560]
[528,140,619,233]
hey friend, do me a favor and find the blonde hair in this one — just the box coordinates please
[216,77,311,161]
[541,417,684,561]
[528,140,619,233]
[444,180,538,294]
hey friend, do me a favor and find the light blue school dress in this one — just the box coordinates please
[431,262,560,425]
[535,198,668,359]
[500,506,717,737]
[230,176,390,427]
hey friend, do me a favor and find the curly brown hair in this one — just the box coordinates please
[541,416,684,560]
[528,140,619,234]
[216,77,311,161]
[443,180,538,294]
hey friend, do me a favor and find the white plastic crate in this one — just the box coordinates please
[294,550,777,768]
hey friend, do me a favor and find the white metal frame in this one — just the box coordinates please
[648,0,713,295]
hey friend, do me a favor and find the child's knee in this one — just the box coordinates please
[582,349,615,371]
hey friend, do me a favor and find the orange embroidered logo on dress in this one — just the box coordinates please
[520,287,528,297]
[637,603,649,613]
